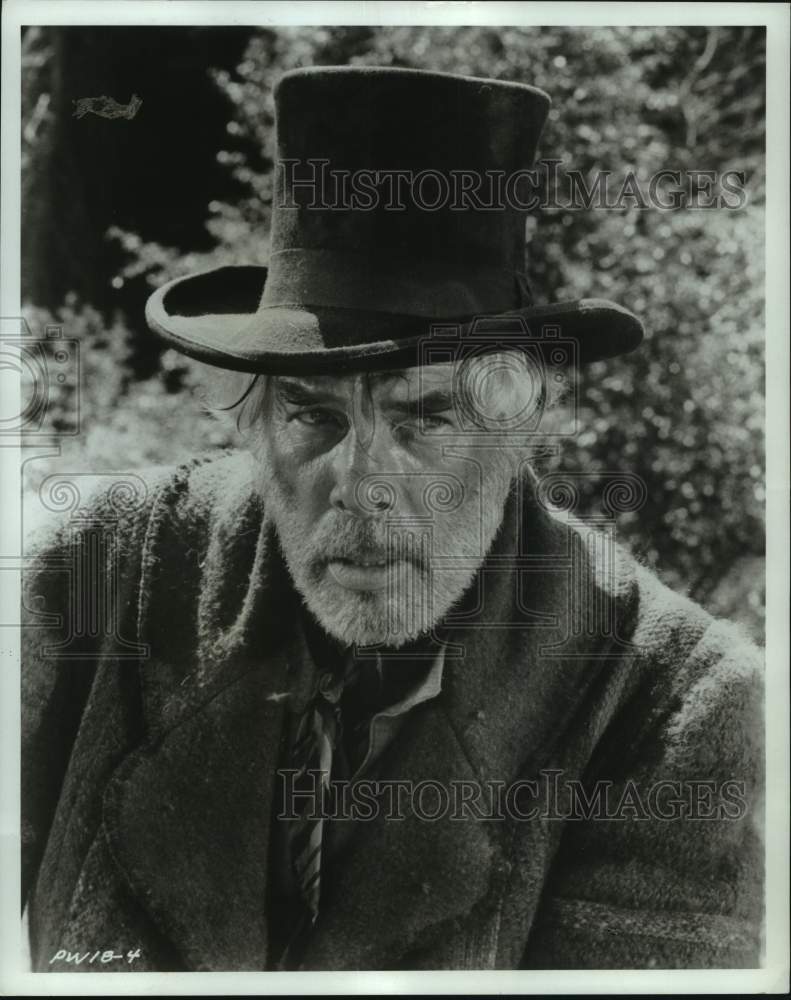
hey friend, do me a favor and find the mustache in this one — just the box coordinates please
[307,515,429,569]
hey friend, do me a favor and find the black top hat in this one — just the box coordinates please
[145,66,643,373]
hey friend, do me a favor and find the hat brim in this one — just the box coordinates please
[145,265,644,374]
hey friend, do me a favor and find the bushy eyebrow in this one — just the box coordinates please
[275,378,336,404]
[387,389,456,413]
[275,375,457,411]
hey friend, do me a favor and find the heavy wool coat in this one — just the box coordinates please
[21,451,764,972]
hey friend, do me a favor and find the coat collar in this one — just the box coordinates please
[103,457,637,970]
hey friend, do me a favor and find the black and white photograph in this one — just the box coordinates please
[1,0,788,993]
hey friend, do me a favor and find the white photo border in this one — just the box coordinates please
[1,2,788,994]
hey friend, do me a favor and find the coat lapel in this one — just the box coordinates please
[297,699,502,970]
[103,653,289,971]
[103,612,324,970]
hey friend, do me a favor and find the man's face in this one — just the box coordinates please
[255,362,521,648]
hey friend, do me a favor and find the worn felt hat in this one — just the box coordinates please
[145,65,643,374]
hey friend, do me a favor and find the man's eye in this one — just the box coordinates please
[416,413,451,432]
[393,413,451,436]
[293,408,344,428]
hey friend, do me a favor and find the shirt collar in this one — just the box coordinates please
[367,645,445,720]
[295,607,446,716]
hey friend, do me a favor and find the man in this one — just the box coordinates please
[22,66,763,971]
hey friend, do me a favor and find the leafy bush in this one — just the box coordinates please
[22,298,237,494]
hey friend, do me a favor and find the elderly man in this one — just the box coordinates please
[22,66,763,972]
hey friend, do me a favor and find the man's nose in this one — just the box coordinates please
[328,429,395,516]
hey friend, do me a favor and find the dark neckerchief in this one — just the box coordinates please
[299,608,439,745]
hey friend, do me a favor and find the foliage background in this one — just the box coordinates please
[20,25,766,641]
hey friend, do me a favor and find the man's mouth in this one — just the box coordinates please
[324,555,421,592]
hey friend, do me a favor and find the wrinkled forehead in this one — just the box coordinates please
[273,363,457,401]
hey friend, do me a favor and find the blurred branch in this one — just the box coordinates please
[679,27,720,147]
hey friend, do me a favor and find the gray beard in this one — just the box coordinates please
[256,451,514,650]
